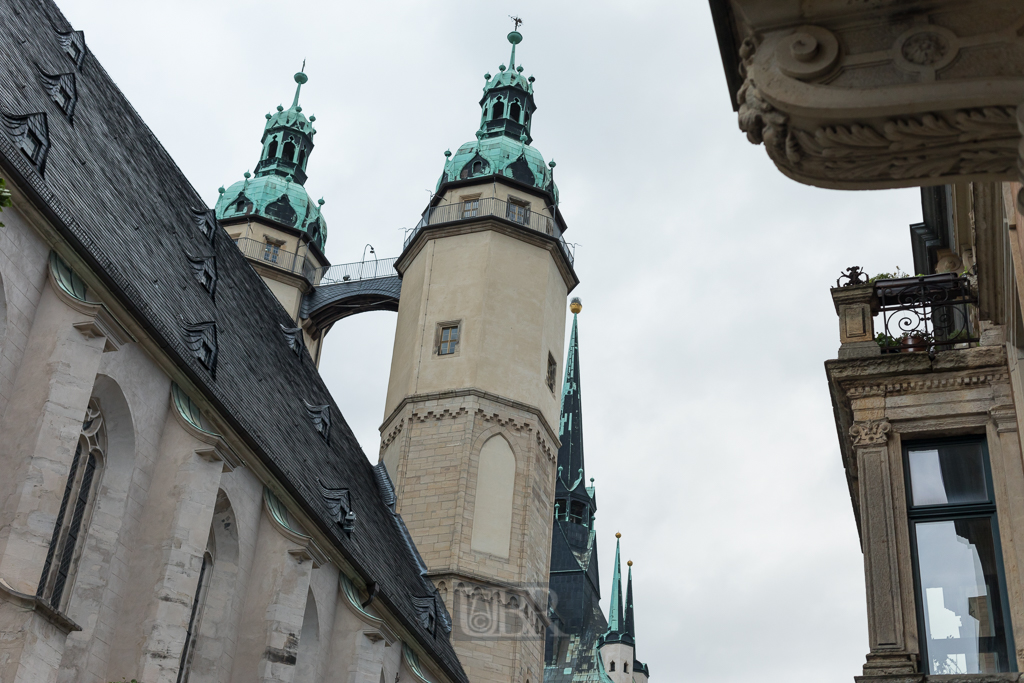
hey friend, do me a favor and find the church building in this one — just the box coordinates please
[0,1,653,681]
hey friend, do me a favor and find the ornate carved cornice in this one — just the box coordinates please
[846,371,1010,398]
[850,419,892,447]
[728,2,1024,190]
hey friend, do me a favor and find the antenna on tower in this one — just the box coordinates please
[509,15,523,31]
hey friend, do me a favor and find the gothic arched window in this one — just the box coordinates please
[510,100,522,122]
[297,147,307,169]
[609,661,615,672]
[177,529,215,683]
[36,398,105,610]
[267,138,278,159]
[282,139,296,163]
[492,98,504,120]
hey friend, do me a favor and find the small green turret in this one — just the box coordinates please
[215,67,327,252]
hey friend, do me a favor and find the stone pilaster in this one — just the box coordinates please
[0,264,126,683]
[108,393,235,683]
[850,419,917,677]
[229,489,327,683]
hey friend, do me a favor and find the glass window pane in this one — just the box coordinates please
[908,442,988,506]
[915,518,1010,674]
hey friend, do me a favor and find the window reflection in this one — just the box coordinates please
[908,444,988,507]
[916,518,1008,674]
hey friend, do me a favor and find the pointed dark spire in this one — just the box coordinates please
[624,560,636,641]
[557,298,585,488]
[606,533,624,636]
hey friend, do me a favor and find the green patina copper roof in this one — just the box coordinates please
[436,30,559,203]
[215,68,328,251]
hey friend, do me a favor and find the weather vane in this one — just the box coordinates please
[509,15,523,31]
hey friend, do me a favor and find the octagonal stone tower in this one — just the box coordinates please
[379,30,578,683]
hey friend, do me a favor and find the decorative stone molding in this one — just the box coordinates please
[725,1,1024,190]
[380,418,404,452]
[990,405,1019,433]
[846,371,1010,398]
[411,406,469,423]
[474,408,532,434]
[48,251,132,352]
[0,577,80,634]
[262,487,328,567]
[850,419,892,446]
[169,383,241,470]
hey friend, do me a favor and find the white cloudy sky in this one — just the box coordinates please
[58,0,924,680]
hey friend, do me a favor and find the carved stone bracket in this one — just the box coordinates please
[850,419,892,447]
[728,4,1024,190]
[990,405,1019,433]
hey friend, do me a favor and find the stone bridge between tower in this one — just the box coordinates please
[301,258,401,331]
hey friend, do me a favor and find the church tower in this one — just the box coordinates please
[215,68,331,363]
[380,28,578,683]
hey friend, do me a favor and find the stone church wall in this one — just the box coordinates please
[0,190,456,683]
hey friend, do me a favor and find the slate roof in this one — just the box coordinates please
[0,1,466,680]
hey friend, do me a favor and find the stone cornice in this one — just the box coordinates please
[380,387,561,450]
[396,218,578,292]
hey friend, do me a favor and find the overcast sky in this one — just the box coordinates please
[56,0,924,680]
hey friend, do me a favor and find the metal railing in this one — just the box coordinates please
[233,237,317,282]
[404,196,575,266]
[875,273,979,353]
[313,257,399,286]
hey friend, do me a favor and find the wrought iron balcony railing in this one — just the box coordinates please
[874,273,979,352]
[313,257,399,286]
[233,237,317,282]
[404,196,575,266]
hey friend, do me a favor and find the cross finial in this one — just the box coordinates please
[509,15,523,31]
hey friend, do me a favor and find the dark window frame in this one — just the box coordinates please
[903,435,1016,675]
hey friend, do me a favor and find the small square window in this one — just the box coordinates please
[546,353,557,392]
[463,199,480,218]
[263,240,281,263]
[438,324,459,355]
[506,200,530,226]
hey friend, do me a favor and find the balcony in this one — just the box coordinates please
[404,196,575,267]
[312,257,398,286]
[832,268,981,358]
[234,237,317,283]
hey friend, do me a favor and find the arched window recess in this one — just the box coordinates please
[36,398,105,611]
[282,138,297,163]
[267,138,279,160]
[492,97,504,120]
[510,99,522,123]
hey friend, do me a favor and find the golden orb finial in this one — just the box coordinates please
[569,297,582,314]
[615,532,621,539]
[627,560,633,566]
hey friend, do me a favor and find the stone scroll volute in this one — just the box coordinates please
[850,419,892,447]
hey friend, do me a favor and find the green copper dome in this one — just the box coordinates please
[436,31,558,203]
[215,68,328,252]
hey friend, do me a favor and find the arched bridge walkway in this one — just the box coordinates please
[301,258,401,330]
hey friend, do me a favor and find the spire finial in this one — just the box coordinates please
[292,61,308,109]
[507,17,523,70]
[570,297,582,314]
[627,560,633,566]
[615,531,621,538]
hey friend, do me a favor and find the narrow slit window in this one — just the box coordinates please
[547,353,557,392]
[37,400,104,611]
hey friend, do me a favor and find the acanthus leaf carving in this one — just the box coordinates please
[849,419,892,447]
